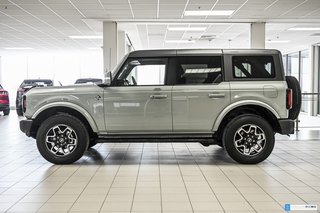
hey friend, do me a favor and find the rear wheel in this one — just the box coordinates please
[223,114,274,164]
[16,107,23,116]
[36,114,89,164]
[3,109,10,116]
[88,139,98,148]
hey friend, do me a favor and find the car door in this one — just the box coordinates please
[103,58,172,133]
[170,55,230,132]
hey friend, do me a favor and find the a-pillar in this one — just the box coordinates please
[250,22,265,49]
[103,22,118,76]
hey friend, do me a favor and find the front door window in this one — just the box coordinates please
[115,59,166,86]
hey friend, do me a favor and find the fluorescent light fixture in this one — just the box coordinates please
[165,40,195,44]
[167,27,206,31]
[5,47,33,50]
[266,40,290,43]
[69,35,103,39]
[288,27,320,31]
[184,10,234,16]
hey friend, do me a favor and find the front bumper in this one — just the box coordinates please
[278,119,295,134]
[20,119,33,137]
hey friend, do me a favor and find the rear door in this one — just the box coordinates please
[170,53,230,132]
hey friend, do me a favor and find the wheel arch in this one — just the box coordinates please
[213,102,280,141]
[30,103,98,139]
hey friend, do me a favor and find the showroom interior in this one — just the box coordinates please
[1,0,320,212]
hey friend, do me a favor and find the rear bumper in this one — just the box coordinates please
[0,104,9,111]
[20,119,33,137]
[278,119,295,134]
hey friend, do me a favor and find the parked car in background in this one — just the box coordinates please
[0,84,10,116]
[75,78,103,84]
[16,79,54,116]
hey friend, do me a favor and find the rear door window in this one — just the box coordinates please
[233,56,275,79]
[171,56,223,85]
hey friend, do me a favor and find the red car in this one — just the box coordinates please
[0,84,10,116]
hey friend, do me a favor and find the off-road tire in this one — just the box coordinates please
[3,109,10,116]
[223,114,275,164]
[88,139,98,148]
[36,114,89,164]
[16,108,23,116]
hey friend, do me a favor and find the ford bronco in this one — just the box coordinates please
[20,49,301,164]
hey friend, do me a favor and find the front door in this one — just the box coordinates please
[104,58,172,133]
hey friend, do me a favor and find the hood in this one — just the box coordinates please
[25,84,100,96]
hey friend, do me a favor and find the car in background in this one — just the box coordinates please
[74,78,102,85]
[0,84,10,116]
[16,79,54,116]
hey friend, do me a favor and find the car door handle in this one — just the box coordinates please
[208,93,225,99]
[150,94,167,99]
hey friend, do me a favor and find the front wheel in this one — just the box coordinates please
[36,114,89,164]
[223,114,274,164]
[16,108,23,116]
[3,109,10,116]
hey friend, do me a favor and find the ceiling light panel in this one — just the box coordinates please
[288,27,320,31]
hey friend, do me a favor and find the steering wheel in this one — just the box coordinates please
[131,76,137,85]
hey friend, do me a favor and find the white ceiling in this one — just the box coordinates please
[0,0,320,54]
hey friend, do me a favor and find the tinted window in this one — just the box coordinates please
[75,78,102,84]
[233,56,275,78]
[21,80,53,87]
[116,58,166,86]
[173,56,222,85]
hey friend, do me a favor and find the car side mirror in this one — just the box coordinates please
[105,71,112,86]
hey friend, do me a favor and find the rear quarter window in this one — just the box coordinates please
[233,56,275,79]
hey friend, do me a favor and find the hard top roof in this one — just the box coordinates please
[128,49,281,58]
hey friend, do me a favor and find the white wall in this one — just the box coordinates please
[0,51,103,106]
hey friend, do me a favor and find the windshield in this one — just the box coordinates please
[75,79,102,84]
[111,53,129,77]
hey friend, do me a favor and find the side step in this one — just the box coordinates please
[96,133,216,144]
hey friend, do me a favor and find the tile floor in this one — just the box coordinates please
[1,113,320,213]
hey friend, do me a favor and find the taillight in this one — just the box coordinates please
[286,89,292,109]
[0,91,8,95]
[22,96,26,113]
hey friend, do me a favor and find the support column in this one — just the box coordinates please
[103,22,118,76]
[311,45,319,115]
[250,22,265,49]
[117,31,126,62]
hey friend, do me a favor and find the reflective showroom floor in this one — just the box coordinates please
[0,112,320,213]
